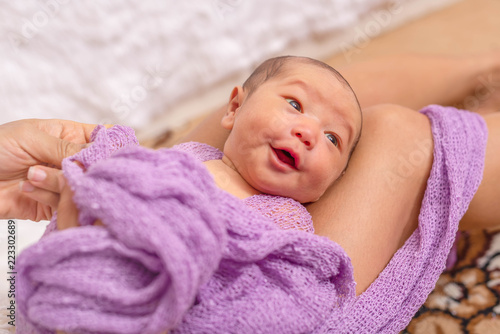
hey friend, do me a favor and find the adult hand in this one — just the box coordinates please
[0,119,96,221]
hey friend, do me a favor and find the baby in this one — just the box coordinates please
[17,57,364,333]
[199,55,363,203]
[51,55,363,229]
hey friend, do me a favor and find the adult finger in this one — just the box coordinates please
[26,166,65,193]
[19,180,59,210]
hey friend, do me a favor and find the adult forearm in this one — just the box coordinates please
[337,52,500,111]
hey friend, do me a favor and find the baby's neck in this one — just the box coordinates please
[203,159,261,199]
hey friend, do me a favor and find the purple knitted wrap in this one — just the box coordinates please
[16,105,487,333]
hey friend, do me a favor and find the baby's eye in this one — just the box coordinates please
[326,133,339,147]
[286,98,302,112]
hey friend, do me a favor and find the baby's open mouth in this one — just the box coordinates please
[273,148,297,169]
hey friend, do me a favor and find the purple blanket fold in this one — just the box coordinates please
[16,105,487,333]
[17,126,355,333]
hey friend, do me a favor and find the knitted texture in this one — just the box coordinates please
[16,127,354,333]
[16,105,487,333]
[173,142,315,233]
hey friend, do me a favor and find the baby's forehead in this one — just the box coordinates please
[279,62,356,101]
[280,63,359,111]
[280,59,345,83]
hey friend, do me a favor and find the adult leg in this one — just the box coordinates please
[307,104,433,295]
[460,113,500,230]
[309,107,500,295]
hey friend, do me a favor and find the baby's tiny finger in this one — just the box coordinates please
[56,182,80,230]
[27,166,64,193]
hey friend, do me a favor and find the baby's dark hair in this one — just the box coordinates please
[243,55,363,177]
[243,56,357,102]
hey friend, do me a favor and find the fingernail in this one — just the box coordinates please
[28,167,47,182]
[19,181,35,192]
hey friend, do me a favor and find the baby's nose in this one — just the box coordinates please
[292,117,320,148]
[295,132,311,146]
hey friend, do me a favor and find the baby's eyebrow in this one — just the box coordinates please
[284,79,321,102]
[287,79,310,92]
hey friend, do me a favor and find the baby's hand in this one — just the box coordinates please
[56,173,80,230]
[20,165,80,229]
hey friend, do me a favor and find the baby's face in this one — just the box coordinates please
[221,62,362,203]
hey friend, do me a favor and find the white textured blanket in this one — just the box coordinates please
[1,0,458,139]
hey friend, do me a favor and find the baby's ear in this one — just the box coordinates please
[221,86,245,130]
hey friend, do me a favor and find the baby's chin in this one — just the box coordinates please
[295,194,321,204]
[260,187,322,204]
[245,172,325,203]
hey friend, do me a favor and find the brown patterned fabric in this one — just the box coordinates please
[403,228,500,334]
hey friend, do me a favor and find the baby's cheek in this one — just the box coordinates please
[309,170,338,200]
